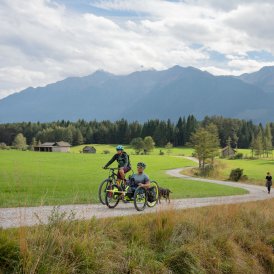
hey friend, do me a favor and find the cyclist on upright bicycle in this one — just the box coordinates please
[103,145,131,183]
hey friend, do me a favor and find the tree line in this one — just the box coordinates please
[0,115,274,150]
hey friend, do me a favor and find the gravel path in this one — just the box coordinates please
[0,165,273,229]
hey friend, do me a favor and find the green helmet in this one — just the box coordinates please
[137,162,146,169]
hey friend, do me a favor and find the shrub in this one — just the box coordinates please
[230,153,244,160]
[199,164,214,177]
[229,168,244,181]
[159,150,164,155]
[0,143,7,150]
[196,161,226,178]
[103,150,110,154]
[234,153,243,159]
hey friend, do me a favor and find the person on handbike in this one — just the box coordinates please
[103,145,131,184]
[126,162,150,197]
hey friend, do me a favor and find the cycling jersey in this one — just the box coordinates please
[105,152,131,168]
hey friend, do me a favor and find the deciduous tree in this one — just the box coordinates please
[143,136,155,154]
[13,133,27,150]
[130,137,145,154]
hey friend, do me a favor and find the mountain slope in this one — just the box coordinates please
[239,66,274,93]
[0,66,273,123]
[123,69,272,121]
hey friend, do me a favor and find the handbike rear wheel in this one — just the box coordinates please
[105,184,120,208]
[146,180,159,208]
[134,186,147,211]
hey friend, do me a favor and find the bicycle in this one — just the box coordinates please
[98,167,133,205]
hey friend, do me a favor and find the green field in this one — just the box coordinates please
[71,144,195,156]
[236,148,253,157]
[0,149,247,207]
[215,158,274,184]
[237,148,274,159]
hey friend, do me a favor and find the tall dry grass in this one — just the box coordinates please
[184,160,228,179]
[0,200,274,274]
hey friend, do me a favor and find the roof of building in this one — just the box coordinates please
[221,146,237,152]
[37,141,71,147]
[56,141,71,147]
[40,142,55,147]
[83,145,96,150]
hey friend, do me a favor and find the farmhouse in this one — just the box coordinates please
[34,141,71,152]
[82,146,96,153]
[221,146,237,158]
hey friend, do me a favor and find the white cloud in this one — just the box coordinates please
[223,3,274,51]
[0,0,274,99]
[228,59,274,74]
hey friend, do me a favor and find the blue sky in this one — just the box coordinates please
[55,0,147,17]
[1,0,274,99]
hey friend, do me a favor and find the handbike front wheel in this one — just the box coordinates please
[105,184,120,208]
[146,180,159,208]
[98,178,114,205]
[134,186,147,211]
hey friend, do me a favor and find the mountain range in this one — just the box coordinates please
[0,65,274,123]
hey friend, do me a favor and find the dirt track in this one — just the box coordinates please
[0,165,273,229]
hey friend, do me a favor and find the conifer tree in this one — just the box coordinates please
[264,123,272,157]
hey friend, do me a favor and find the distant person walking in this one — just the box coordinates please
[265,172,272,194]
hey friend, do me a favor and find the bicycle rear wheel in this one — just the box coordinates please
[105,184,120,208]
[134,186,147,211]
[98,178,114,205]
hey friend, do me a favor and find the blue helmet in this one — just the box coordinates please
[116,145,124,151]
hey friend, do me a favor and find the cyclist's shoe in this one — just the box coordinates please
[125,185,130,192]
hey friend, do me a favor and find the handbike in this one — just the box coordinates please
[105,180,159,211]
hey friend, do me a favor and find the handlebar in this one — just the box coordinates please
[102,167,119,170]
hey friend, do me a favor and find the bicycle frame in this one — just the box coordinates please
[105,167,134,187]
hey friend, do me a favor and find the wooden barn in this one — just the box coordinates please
[221,146,237,158]
[82,146,96,154]
[34,141,71,152]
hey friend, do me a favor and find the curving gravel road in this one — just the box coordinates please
[0,164,273,229]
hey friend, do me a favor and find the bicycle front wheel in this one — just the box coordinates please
[105,184,120,208]
[134,186,147,211]
[98,178,114,205]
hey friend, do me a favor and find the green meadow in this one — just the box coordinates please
[71,144,195,156]
[0,148,246,207]
[215,158,274,184]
